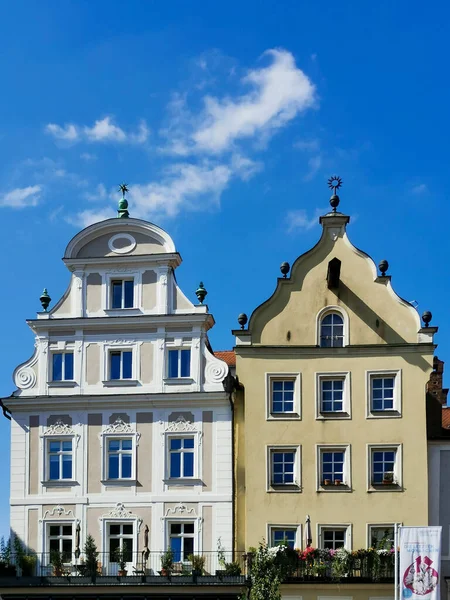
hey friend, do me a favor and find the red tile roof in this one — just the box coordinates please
[443,407,450,430]
[214,350,236,367]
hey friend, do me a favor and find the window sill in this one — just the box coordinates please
[268,484,301,493]
[42,480,78,487]
[47,381,78,388]
[369,483,402,492]
[318,483,351,492]
[101,479,137,486]
[317,412,350,420]
[163,378,194,385]
[367,411,401,419]
[104,308,142,316]
[268,413,301,421]
[164,478,202,486]
[102,379,139,387]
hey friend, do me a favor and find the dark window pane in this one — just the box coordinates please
[180,349,191,377]
[124,539,133,559]
[49,441,60,452]
[122,351,132,379]
[184,523,195,534]
[171,452,181,477]
[62,526,72,536]
[109,439,120,451]
[109,524,120,535]
[112,281,122,309]
[122,439,132,450]
[273,381,283,391]
[49,455,60,479]
[109,538,120,556]
[122,454,132,478]
[109,454,119,479]
[64,353,74,380]
[170,438,182,450]
[184,452,194,477]
[184,537,194,559]
[62,440,72,451]
[184,438,194,449]
[62,454,72,479]
[53,354,63,381]
[110,352,121,379]
[49,539,59,552]
[49,525,60,536]
[168,350,178,378]
[171,523,181,534]
[123,524,133,535]
[170,537,181,562]
[124,280,134,308]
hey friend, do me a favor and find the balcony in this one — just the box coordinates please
[0,549,395,587]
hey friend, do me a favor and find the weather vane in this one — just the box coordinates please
[118,183,129,197]
[327,176,342,195]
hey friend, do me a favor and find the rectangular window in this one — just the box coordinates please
[371,377,395,411]
[168,349,191,378]
[271,450,296,486]
[320,379,344,412]
[111,279,134,309]
[108,523,134,561]
[170,437,195,478]
[52,352,74,381]
[371,449,397,485]
[169,522,194,562]
[48,439,72,480]
[108,439,133,479]
[48,524,73,562]
[367,371,401,417]
[270,528,297,548]
[369,525,395,549]
[109,350,133,380]
[321,450,344,484]
[321,528,346,550]
[271,380,294,413]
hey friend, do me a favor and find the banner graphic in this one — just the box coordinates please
[399,527,442,600]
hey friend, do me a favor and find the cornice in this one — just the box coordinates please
[234,343,436,358]
[63,252,182,270]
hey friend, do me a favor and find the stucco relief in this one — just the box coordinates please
[165,416,197,433]
[103,417,134,435]
[100,503,142,532]
[43,505,75,519]
[14,341,42,390]
[43,420,75,436]
[203,346,228,384]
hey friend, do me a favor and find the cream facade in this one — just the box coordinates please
[8,214,233,572]
[234,201,437,553]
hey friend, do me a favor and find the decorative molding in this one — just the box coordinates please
[43,505,75,519]
[108,233,137,255]
[43,420,75,436]
[105,268,139,274]
[15,367,37,390]
[100,503,142,532]
[102,417,135,435]
[165,416,197,433]
[105,339,137,346]
[203,346,228,384]
[164,503,196,517]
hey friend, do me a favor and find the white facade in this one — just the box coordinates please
[8,216,233,572]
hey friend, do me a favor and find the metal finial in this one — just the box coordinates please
[327,175,342,212]
[117,183,130,219]
[378,259,389,276]
[237,313,248,330]
[195,282,207,304]
[40,288,51,312]
[280,262,290,278]
[422,311,432,327]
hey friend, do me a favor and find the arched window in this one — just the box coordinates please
[320,313,344,347]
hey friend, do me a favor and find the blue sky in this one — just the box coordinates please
[0,0,448,537]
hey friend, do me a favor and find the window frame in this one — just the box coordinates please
[318,524,352,550]
[266,373,301,420]
[167,521,196,562]
[168,435,196,479]
[107,522,135,566]
[267,524,301,549]
[267,445,301,492]
[316,306,349,347]
[41,422,78,487]
[51,351,74,382]
[100,420,140,485]
[107,437,134,481]
[110,278,135,310]
[316,444,351,492]
[366,370,402,418]
[315,372,351,419]
[163,417,202,485]
[102,343,139,386]
[46,522,74,564]
[367,443,402,491]
[367,523,397,549]
[47,438,73,482]
[167,348,192,379]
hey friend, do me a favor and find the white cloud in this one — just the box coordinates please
[411,183,428,195]
[80,152,97,161]
[84,183,108,202]
[293,138,320,152]
[286,208,324,233]
[304,155,322,181]
[46,117,149,145]
[0,185,42,208]
[45,123,79,141]
[163,48,316,155]
[66,208,116,228]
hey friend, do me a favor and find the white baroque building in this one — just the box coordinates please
[8,211,233,573]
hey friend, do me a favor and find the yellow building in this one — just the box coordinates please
[234,185,437,557]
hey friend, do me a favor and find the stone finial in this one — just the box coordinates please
[118,183,130,218]
[238,313,248,330]
[195,282,207,304]
[40,288,51,311]
[327,175,342,212]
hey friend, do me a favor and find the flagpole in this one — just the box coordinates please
[394,523,399,600]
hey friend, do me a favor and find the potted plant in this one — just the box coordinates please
[216,537,226,577]
[323,479,331,486]
[188,553,205,576]
[19,554,37,576]
[224,561,242,576]
[114,543,128,576]
[84,534,99,579]
[0,537,16,576]
[160,548,174,576]
[50,550,64,576]
[334,479,342,486]
[382,472,394,485]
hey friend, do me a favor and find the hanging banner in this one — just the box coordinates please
[399,527,442,600]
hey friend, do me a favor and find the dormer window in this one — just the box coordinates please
[111,279,134,309]
[320,313,344,347]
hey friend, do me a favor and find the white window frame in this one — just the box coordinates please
[166,347,192,380]
[367,523,397,548]
[100,420,140,485]
[167,520,196,562]
[316,444,352,491]
[317,524,352,550]
[163,417,202,484]
[168,435,196,479]
[102,342,140,385]
[267,524,302,548]
[315,372,351,419]
[267,445,301,492]
[102,519,138,572]
[41,422,79,487]
[46,522,74,563]
[106,437,134,481]
[266,373,301,420]
[367,443,402,491]
[316,306,349,347]
[366,370,402,418]
[106,274,137,310]
[106,521,135,569]
[46,437,74,482]
[50,351,74,382]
